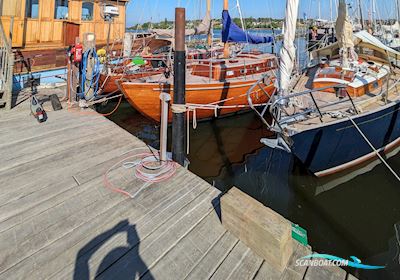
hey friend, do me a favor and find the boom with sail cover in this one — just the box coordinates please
[222,10,273,44]
[151,12,212,37]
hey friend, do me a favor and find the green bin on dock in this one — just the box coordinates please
[292,223,308,246]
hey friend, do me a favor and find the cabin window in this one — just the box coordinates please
[25,0,39,18]
[54,0,69,20]
[82,2,94,21]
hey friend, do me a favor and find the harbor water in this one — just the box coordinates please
[101,99,400,280]
[101,30,400,280]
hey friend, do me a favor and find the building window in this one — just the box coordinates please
[82,2,94,21]
[26,0,39,18]
[54,0,68,19]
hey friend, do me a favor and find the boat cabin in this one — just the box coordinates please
[310,31,399,97]
[0,0,128,49]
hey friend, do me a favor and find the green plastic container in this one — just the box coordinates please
[292,223,308,246]
[132,56,145,66]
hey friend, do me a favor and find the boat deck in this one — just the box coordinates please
[283,69,400,132]
[128,53,276,85]
[0,89,355,279]
[130,71,269,85]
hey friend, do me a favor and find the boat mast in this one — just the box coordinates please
[358,0,364,29]
[397,0,400,23]
[207,0,212,46]
[223,0,230,58]
[372,0,376,31]
[278,0,300,97]
[336,0,355,68]
[318,0,321,20]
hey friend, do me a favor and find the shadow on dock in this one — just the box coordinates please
[211,193,223,222]
[73,219,154,280]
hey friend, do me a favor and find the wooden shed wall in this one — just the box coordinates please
[0,0,127,49]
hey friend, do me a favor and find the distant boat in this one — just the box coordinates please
[98,38,171,94]
[378,21,400,52]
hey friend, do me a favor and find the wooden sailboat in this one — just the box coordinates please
[117,0,278,122]
[251,0,400,179]
[119,53,277,122]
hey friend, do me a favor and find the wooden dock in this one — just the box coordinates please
[0,91,355,279]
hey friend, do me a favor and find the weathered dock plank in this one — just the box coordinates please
[184,232,239,280]
[0,98,357,280]
[304,263,347,280]
[139,211,225,280]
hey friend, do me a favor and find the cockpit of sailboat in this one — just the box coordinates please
[275,30,400,132]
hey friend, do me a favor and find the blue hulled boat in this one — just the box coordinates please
[248,0,400,179]
[290,98,400,176]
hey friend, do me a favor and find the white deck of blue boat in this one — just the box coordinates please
[0,90,355,279]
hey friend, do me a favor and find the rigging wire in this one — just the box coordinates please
[347,117,400,182]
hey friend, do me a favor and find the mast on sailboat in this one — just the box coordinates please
[318,0,321,20]
[278,0,300,97]
[207,0,212,46]
[223,0,230,58]
[336,0,357,68]
[358,0,364,30]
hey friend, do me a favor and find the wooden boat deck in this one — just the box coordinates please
[284,70,400,132]
[130,71,269,85]
[0,90,355,279]
[128,53,277,85]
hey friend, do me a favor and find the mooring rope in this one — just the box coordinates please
[170,100,269,154]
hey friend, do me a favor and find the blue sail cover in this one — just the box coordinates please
[222,10,274,44]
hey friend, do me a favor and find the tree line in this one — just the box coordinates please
[127,17,286,30]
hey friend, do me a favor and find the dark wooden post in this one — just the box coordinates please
[172,8,186,166]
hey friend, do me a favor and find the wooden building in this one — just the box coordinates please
[0,0,128,73]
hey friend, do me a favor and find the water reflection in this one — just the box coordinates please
[103,99,400,280]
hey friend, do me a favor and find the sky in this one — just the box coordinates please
[125,0,399,27]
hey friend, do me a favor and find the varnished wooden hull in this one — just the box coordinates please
[119,79,276,122]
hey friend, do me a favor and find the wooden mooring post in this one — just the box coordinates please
[159,92,171,161]
[172,7,186,166]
